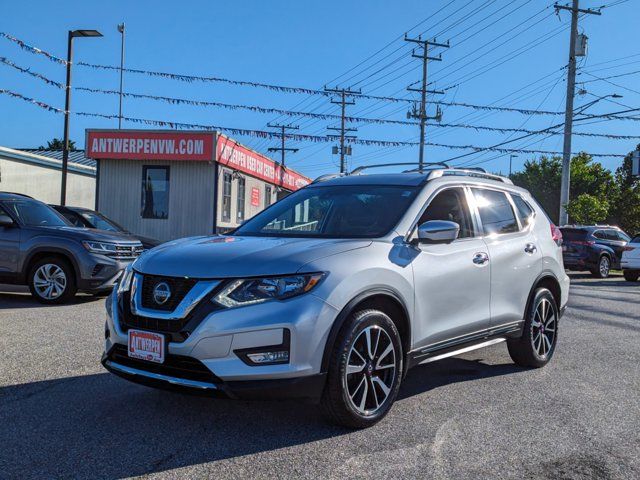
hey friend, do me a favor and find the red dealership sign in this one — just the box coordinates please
[86,130,214,161]
[251,187,260,206]
[217,135,310,191]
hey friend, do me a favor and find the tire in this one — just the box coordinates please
[28,256,77,304]
[321,309,403,428]
[507,288,559,368]
[623,270,639,282]
[591,255,611,279]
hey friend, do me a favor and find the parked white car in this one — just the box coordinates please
[621,235,640,281]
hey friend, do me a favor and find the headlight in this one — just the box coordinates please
[213,273,325,308]
[83,240,118,255]
[117,264,134,295]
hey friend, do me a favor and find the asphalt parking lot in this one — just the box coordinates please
[1,274,639,480]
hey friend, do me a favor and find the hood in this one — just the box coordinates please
[133,235,371,278]
[34,226,142,243]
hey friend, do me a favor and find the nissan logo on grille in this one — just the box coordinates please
[152,282,171,305]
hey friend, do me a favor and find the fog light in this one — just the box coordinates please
[246,351,289,364]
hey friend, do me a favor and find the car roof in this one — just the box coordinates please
[0,192,35,201]
[308,173,429,187]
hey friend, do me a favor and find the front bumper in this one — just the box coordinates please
[103,286,338,399]
[101,351,326,400]
[77,253,135,292]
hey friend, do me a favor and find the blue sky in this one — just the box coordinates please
[1,0,638,178]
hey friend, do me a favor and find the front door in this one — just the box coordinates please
[411,187,491,350]
[0,206,20,282]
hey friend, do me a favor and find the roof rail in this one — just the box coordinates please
[427,168,513,184]
[350,162,448,175]
[311,173,347,184]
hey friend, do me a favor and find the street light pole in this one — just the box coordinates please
[60,29,102,206]
[509,154,518,177]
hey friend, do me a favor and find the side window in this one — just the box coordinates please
[63,211,85,228]
[141,166,170,219]
[418,188,474,239]
[593,230,606,240]
[511,194,535,229]
[222,171,232,222]
[472,188,519,235]
[236,176,246,222]
[606,229,620,241]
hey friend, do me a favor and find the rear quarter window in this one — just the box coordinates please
[511,194,535,228]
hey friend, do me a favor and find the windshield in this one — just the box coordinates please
[233,184,418,238]
[2,199,70,227]
[80,211,124,232]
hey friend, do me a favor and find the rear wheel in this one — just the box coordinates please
[591,255,611,278]
[623,270,639,282]
[28,257,77,304]
[321,309,403,428]
[507,288,558,368]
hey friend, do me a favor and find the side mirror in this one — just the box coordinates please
[0,213,15,227]
[416,220,459,244]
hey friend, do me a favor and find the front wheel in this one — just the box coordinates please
[507,288,559,368]
[321,309,403,428]
[28,257,77,304]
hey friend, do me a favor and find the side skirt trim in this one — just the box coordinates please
[416,338,506,365]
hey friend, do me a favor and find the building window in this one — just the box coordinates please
[141,166,169,219]
[222,171,232,222]
[264,185,272,208]
[237,176,246,222]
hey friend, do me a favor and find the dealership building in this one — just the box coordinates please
[0,146,96,207]
[86,129,311,242]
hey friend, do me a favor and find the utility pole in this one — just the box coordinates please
[268,123,299,192]
[405,35,449,171]
[117,23,125,129]
[267,123,299,168]
[555,1,601,224]
[325,86,360,173]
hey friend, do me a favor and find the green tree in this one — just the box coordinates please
[610,144,640,235]
[510,152,615,224]
[565,194,609,224]
[38,138,77,151]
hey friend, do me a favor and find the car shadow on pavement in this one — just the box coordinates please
[0,287,103,309]
[0,357,524,479]
[398,357,523,400]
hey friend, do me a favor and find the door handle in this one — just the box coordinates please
[525,243,537,254]
[473,252,489,265]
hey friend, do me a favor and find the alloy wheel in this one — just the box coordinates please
[33,264,67,300]
[344,326,397,416]
[599,257,610,277]
[531,298,557,358]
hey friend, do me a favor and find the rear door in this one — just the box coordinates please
[470,188,542,329]
[608,230,630,268]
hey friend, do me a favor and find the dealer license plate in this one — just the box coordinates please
[128,329,165,364]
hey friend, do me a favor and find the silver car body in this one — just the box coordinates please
[103,172,569,396]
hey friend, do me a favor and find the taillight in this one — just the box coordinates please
[551,223,562,246]
[572,240,595,246]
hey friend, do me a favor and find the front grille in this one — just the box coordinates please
[108,344,221,384]
[140,274,198,311]
[109,244,144,260]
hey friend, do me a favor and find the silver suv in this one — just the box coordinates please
[103,167,569,428]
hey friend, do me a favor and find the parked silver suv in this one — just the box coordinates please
[103,167,569,428]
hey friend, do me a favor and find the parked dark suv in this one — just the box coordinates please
[51,205,160,250]
[0,192,143,303]
[560,225,631,278]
